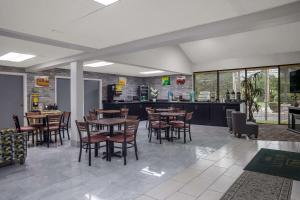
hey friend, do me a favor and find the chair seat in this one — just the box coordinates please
[172,123,185,128]
[151,123,170,129]
[44,126,60,131]
[169,120,184,125]
[82,134,107,143]
[108,135,134,143]
[20,126,35,132]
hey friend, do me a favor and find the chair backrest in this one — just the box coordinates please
[26,111,41,125]
[120,108,129,118]
[185,112,193,122]
[148,113,160,122]
[75,120,91,143]
[63,111,71,125]
[126,115,139,120]
[12,115,21,132]
[46,114,63,129]
[88,111,97,120]
[232,112,246,133]
[124,120,139,141]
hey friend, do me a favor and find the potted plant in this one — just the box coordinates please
[150,87,159,102]
[241,72,263,122]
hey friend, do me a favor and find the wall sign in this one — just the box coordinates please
[162,76,170,86]
[34,76,49,87]
[118,76,127,86]
[176,76,186,85]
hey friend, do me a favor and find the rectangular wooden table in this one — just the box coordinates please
[88,118,126,159]
[96,109,121,118]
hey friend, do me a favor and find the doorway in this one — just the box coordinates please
[55,76,102,115]
[0,72,27,129]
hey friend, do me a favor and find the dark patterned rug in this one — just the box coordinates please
[258,125,300,142]
[221,171,293,200]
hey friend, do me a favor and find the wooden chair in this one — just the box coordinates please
[107,120,139,165]
[61,111,71,140]
[75,120,108,166]
[119,108,129,130]
[148,113,170,144]
[13,115,36,146]
[171,112,193,143]
[26,111,43,129]
[126,115,139,120]
[44,114,63,147]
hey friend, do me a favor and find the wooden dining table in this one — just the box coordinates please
[96,109,121,118]
[25,113,62,145]
[155,108,174,112]
[88,118,126,158]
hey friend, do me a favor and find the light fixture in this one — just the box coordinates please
[139,70,164,75]
[0,52,36,62]
[84,61,114,67]
[93,0,120,6]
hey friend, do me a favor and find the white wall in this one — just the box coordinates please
[108,46,193,75]
[193,51,300,72]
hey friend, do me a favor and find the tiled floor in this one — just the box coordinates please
[137,138,300,200]
[0,122,299,200]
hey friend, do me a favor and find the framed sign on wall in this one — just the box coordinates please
[34,76,49,87]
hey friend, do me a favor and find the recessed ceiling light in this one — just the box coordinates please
[84,61,114,67]
[94,0,120,6]
[0,52,36,62]
[140,70,164,75]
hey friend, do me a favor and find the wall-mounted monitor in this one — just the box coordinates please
[290,69,300,93]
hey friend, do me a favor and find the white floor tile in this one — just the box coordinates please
[166,192,196,200]
[146,180,184,200]
[224,165,244,178]
[172,167,204,183]
[291,180,300,200]
[214,158,235,168]
[135,195,155,200]
[209,175,236,193]
[197,189,223,200]
[179,166,227,197]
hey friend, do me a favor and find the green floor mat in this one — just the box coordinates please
[244,148,300,181]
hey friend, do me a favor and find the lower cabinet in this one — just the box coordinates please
[103,102,240,126]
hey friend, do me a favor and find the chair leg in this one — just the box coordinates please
[59,130,63,145]
[149,128,152,142]
[32,132,35,146]
[159,129,162,144]
[134,141,138,160]
[47,131,50,148]
[95,143,99,157]
[78,143,82,162]
[123,142,127,165]
[67,128,70,140]
[184,128,186,143]
[88,144,91,166]
[62,128,65,138]
[189,126,192,141]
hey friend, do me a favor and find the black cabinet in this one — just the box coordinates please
[103,102,240,127]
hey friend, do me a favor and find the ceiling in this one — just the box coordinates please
[0,36,81,68]
[0,0,300,74]
[59,62,175,77]
[180,21,300,65]
[0,0,297,49]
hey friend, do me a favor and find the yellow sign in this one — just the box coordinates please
[35,76,49,87]
[118,77,127,86]
[116,84,123,92]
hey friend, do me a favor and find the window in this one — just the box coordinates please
[194,72,217,101]
[219,70,245,101]
[280,65,300,124]
[246,68,279,124]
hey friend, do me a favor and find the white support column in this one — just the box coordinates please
[70,61,84,146]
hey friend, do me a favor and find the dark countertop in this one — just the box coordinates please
[103,101,241,105]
